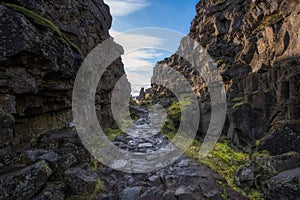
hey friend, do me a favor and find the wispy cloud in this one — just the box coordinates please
[110,30,167,95]
[123,50,163,72]
[105,0,150,17]
[110,29,163,50]
[113,31,164,73]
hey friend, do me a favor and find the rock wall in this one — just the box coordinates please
[152,0,300,153]
[0,0,131,198]
[0,0,128,164]
[151,0,300,198]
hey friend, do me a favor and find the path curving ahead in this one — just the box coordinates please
[97,107,247,200]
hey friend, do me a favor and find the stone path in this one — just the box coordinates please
[0,106,247,199]
[97,107,246,200]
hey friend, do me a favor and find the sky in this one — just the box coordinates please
[104,0,199,96]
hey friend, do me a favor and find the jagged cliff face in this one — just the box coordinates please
[152,0,300,154]
[0,1,131,198]
[151,1,300,198]
[0,0,127,161]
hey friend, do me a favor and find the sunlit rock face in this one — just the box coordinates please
[152,0,300,153]
[151,0,300,198]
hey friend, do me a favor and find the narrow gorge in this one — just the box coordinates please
[0,0,299,199]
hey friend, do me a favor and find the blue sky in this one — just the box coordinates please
[104,0,199,95]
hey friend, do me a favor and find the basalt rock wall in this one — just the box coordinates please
[0,0,129,163]
[152,0,300,154]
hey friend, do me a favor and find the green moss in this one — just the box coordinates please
[161,119,176,140]
[4,3,82,55]
[220,189,229,200]
[251,150,270,159]
[251,150,278,176]
[93,179,104,196]
[40,161,52,174]
[91,157,99,171]
[104,128,124,141]
[12,153,27,164]
[189,140,250,181]
[248,190,264,200]
[233,101,246,109]
[232,97,244,102]
[231,97,245,108]
[167,102,181,119]
[254,13,283,32]
[167,99,192,119]
[185,138,263,199]
[217,59,225,66]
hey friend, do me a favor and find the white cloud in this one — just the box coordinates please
[127,72,151,96]
[110,29,167,95]
[110,29,164,52]
[123,50,163,71]
[105,0,150,17]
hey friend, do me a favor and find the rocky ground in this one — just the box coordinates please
[0,106,247,199]
[95,107,247,200]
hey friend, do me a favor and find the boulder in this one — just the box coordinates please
[64,163,98,195]
[25,149,60,164]
[35,181,65,200]
[258,122,300,155]
[175,186,197,200]
[266,167,300,200]
[0,160,52,199]
[235,151,300,191]
[140,187,163,200]
[120,187,142,200]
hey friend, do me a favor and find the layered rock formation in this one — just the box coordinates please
[0,0,129,198]
[0,0,127,159]
[151,0,300,198]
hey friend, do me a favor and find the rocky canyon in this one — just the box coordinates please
[0,0,299,199]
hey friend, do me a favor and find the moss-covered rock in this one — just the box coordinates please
[4,3,82,55]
